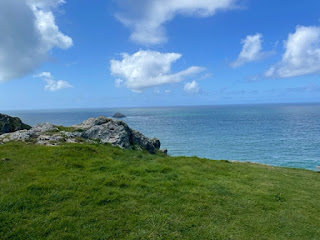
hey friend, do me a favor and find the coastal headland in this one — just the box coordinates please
[0,114,320,239]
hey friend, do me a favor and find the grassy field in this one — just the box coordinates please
[0,142,320,239]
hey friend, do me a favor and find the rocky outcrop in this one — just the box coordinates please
[30,123,58,133]
[0,116,162,154]
[0,114,31,134]
[73,117,160,153]
[112,112,126,118]
[131,130,160,153]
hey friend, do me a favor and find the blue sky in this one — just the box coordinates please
[0,0,320,110]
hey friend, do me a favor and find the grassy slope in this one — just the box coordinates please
[0,142,320,240]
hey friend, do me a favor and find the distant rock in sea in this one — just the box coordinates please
[112,112,126,118]
[0,116,163,154]
[0,113,31,134]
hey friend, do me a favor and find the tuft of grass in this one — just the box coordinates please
[55,125,84,133]
[0,142,320,239]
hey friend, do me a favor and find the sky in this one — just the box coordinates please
[0,0,320,110]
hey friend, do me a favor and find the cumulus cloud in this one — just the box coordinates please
[265,25,320,78]
[115,0,236,45]
[184,81,200,94]
[35,72,72,91]
[110,50,204,92]
[231,33,272,67]
[0,0,72,82]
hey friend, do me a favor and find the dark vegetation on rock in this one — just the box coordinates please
[0,114,31,134]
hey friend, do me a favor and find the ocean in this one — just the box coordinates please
[3,103,320,170]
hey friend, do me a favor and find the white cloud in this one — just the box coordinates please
[36,72,52,79]
[184,81,200,94]
[35,72,73,91]
[27,0,66,9]
[231,33,271,67]
[266,25,320,78]
[115,0,236,45]
[200,73,213,80]
[0,0,72,82]
[110,50,204,92]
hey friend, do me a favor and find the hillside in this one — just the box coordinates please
[1,142,320,239]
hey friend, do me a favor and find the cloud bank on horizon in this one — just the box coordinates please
[0,0,72,82]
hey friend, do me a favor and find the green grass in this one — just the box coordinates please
[55,125,84,133]
[0,142,320,239]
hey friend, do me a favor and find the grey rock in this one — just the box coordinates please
[0,113,31,134]
[81,119,132,148]
[0,133,9,140]
[0,116,161,154]
[112,112,126,118]
[30,123,58,133]
[36,134,66,145]
[151,138,161,149]
[78,117,160,153]
[73,116,110,129]
[131,130,160,154]
[5,130,33,141]
[37,135,51,141]
[160,149,168,155]
[62,131,82,138]
[66,138,78,143]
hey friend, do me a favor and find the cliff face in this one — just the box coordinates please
[0,116,161,154]
[0,114,31,134]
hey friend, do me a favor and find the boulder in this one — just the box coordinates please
[81,120,131,148]
[73,116,110,130]
[0,114,31,134]
[112,112,126,118]
[78,118,160,153]
[7,130,32,141]
[30,123,58,133]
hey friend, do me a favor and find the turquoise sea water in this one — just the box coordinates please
[3,103,320,170]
